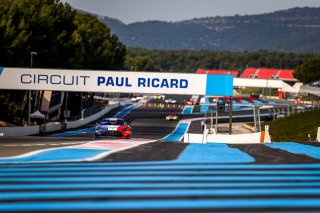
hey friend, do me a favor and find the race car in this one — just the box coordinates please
[166,114,179,121]
[165,99,177,104]
[95,118,132,139]
[185,99,199,105]
[153,94,165,100]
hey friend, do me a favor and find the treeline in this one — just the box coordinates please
[0,0,126,69]
[125,48,320,74]
[0,0,127,125]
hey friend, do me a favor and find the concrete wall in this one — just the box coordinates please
[43,122,62,132]
[184,132,263,144]
[0,103,119,137]
[0,126,39,137]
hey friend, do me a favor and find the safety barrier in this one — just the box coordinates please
[184,130,271,144]
[0,103,119,136]
[0,126,39,137]
[42,122,62,132]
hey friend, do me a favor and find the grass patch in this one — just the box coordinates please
[263,109,320,142]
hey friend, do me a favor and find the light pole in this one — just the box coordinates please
[30,52,37,68]
[28,52,37,126]
[229,96,233,135]
[266,79,269,99]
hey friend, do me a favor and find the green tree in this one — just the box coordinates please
[74,13,126,70]
[0,0,126,69]
[0,91,24,124]
[294,59,320,83]
[125,56,156,71]
[126,47,320,73]
[0,0,83,68]
[0,0,127,124]
[109,34,127,70]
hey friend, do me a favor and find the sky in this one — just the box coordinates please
[60,0,320,24]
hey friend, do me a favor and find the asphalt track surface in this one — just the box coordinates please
[0,97,183,157]
[1,96,320,212]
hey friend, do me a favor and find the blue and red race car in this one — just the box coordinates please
[95,118,132,139]
[185,99,199,105]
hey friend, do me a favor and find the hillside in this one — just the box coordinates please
[264,109,320,142]
[99,7,320,52]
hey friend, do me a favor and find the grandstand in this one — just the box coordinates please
[240,68,296,81]
[197,69,239,78]
[196,68,296,81]
[241,68,257,78]
[196,68,302,98]
[278,69,295,80]
[258,69,278,79]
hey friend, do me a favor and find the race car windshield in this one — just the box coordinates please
[100,119,125,125]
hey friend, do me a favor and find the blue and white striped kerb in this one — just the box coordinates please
[205,74,233,96]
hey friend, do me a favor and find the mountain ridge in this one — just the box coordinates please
[97,7,320,52]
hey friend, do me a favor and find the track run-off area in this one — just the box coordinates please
[1,96,320,213]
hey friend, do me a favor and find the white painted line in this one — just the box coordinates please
[0,139,156,164]
[85,140,157,162]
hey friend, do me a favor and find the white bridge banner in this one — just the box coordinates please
[0,67,233,96]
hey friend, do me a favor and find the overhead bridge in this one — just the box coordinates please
[233,78,303,93]
[300,85,320,97]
